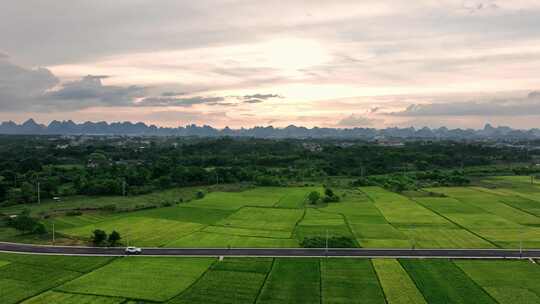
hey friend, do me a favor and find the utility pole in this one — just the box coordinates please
[325,229,329,256]
[122,180,126,197]
[37,181,41,204]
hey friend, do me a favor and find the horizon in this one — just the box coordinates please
[1,117,536,132]
[2,1,540,129]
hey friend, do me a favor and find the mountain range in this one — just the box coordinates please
[0,119,539,140]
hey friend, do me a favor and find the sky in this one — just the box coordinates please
[1,0,540,129]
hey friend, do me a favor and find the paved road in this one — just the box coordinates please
[2,242,540,259]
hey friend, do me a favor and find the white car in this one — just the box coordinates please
[125,246,142,254]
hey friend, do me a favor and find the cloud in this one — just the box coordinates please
[161,91,187,97]
[337,114,381,127]
[45,75,145,108]
[243,93,282,100]
[392,91,540,116]
[0,59,145,111]
[0,59,59,111]
[529,91,540,99]
[234,93,283,104]
[136,96,225,107]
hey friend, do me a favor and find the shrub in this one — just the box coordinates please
[196,190,205,199]
[92,229,107,246]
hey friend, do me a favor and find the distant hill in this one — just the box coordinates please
[1,119,539,140]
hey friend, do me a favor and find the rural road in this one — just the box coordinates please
[1,242,540,259]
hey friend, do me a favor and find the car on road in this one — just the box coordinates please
[125,246,142,255]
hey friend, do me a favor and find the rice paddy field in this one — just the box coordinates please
[1,176,540,303]
[1,253,540,304]
[2,176,540,249]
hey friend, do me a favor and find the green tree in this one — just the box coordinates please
[307,191,320,205]
[108,230,121,246]
[92,229,107,245]
[196,190,205,199]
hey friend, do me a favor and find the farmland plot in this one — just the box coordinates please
[58,257,213,302]
[22,291,125,304]
[372,259,426,304]
[455,260,540,304]
[257,258,320,304]
[321,259,386,304]
[400,259,496,304]
[61,217,204,247]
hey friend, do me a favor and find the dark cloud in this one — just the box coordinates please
[137,96,225,107]
[0,59,145,111]
[337,114,380,127]
[45,75,144,107]
[392,91,540,117]
[243,93,283,100]
[243,99,265,104]
[161,92,187,97]
[0,60,59,111]
[529,91,540,99]
[235,93,283,104]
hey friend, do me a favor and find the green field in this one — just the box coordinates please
[21,291,125,304]
[4,253,540,304]
[2,176,540,249]
[372,259,426,304]
[400,259,497,304]
[257,258,321,304]
[321,259,386,304]
[58,257,213,302]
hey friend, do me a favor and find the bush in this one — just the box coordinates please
[108,230,121,246]
[307,191,320,205]
[32,223,47,235]
[196,190,205,199]
[7,210,47,235]
[92,229,107,246]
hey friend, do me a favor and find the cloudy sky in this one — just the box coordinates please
[1,0,540,129]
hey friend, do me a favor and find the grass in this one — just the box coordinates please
[189,188,285,210]
[61,217,204,247]
[372,259,426,304]
[211,257,273,274]
[429,187,540,226]
[0,252,113,273]
[455,260,540,304]
[321,259,386,304]
[397,227,494,248]
[203,226,292,238]
[58,257,214,302]
[400,259,497,304]
[168,270,267,303]
[0,187,200,216]
[257,258,320,304]
[361,187,451,226]
[274,187,320,208]
[0,262,82,304]
[167,231,299,248]
[22,291,125,304]
[138,206,233,225]
[349,223,411,248]
[216,207,304,232]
